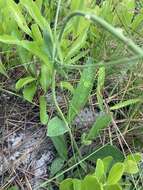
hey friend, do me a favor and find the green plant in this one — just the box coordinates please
[59,153,142,190]
[0,1,143,180]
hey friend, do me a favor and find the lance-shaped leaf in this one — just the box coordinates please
[68,58,96,123]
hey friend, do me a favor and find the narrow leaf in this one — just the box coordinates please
[97,67,105,111]
[16,76,36,90]
[68,58,96,123]
[86,113,111,142]
[0,60,8,77]
[40,64,51,92]
[39,95,49,125]
[110,98,142,110]
[95,159,104,180]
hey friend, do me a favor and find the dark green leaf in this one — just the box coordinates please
[51,136,68,160]
[50,157,65,177]
[86,113,111,142]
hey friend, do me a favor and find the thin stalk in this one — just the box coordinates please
[56,54,143,70]
[52,0,62,60]
[52,70,82,159]
[59,11,143,56]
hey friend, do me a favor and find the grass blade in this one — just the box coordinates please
[110,98,142,111]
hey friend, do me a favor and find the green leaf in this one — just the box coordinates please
[31,23,43,44]
[43,29,53,59]
[16,76,36,90]
[73,179,82,190]
[102,156,113,174]
[50,157,65,177]
[68,58,96,123]
[107,163,124,185]
[47,117,69,137]
[87,145,124,163]
[60,81,74,93]
[39,95,49,125]
[82,175,103,190]
[60,178,73,190]
[7,0,31,36]
[51,136,68,160]
[70,0,89,35]
[104,184,122,190]
[124,160,139,174]
[86,113,111,142]
[125,153,142,163]
[95,159,104,181]
[110,98,142,111]
[23,82,37,102]
[0,60,8,77]
[97,67,105,111]
[40,64,51,92]
[0,35,53,74]
[131,8,143,31]
[65,29,87,61]
[21,0,52,35]
[0,35,21,44]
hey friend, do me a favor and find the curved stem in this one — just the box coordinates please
[56,54,143,70]
[59,11,143,56]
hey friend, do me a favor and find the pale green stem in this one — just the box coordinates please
[59,11,143,56]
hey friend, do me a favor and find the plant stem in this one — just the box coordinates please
[56,54,143,70]
[59,11,143,56]
[52,70,82,159]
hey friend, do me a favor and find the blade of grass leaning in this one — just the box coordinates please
[85,113,111,144]
[110,98,142,111]
[67,57,96,123]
